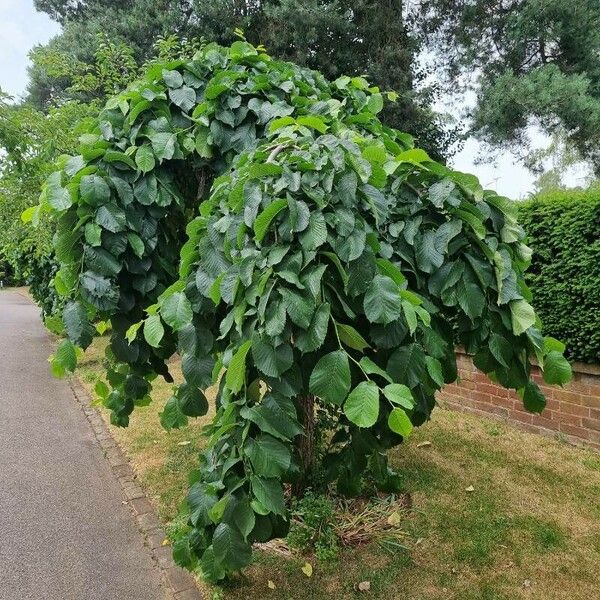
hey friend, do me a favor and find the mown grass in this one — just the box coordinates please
[77,338,600,600]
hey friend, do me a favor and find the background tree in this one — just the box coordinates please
[417,0,600,175]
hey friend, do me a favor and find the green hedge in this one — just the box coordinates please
[518,187,600,364]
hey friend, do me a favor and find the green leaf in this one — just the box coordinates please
[63,301,94,348]
[397,149,430,163]
[309,351,351,405]
[84,222,102,246]
[177,383,209,417]
[359,357,393,383]
[161,292,193,331]
[457,281,485,320]
[226,340,252,393]
[160,396,188,430]
[251,335,293,377]
[135,145,155,173]
[297,115,328,133]
[169,86,196,112]
[335,322,371,351]
[95,203,127,233]
[363,274,402,325]
[254,199,287,243]
[343,381,380,428]
[150,132,177,162]
[387,408,413,437]
[127,233,145,258]
[162,68,183,88]
[251,476,286,516]
[84,246,121,277]
[245,434,291,477]
[55,339,77,373]
[143,314,164,348]
[542,351,572,385]
[80,174,110,206]
[188,482,218,527]
[510,299,536,335]
[240,397,302,441]
[489,333,512,368]
[382,384,414,409]
[425,356,444,387]
[299,212,327,250]
[521,381,546,413]
[376,258,406,287]
[213,523,252,571]
[296,303,330,353]
[367,93,384,114]
[46,172,72,210]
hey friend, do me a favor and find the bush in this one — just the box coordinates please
[519,187,600,363]
[34,40,571,582]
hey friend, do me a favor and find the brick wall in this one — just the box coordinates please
[439,351,600,451]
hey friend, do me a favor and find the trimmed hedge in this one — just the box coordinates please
[519,187,600,364]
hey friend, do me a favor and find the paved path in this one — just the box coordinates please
[0,290,166,600]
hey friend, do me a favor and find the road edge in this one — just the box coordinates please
[68,378,203,600]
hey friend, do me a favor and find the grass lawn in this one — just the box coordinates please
[77,338,600,600]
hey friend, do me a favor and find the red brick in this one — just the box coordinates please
[581,417,600,432]
[559,402,590,417]
[554,389,584,405]
[559,422,589,438]
[556,412,582,427]
[581,395,600,409]
[510,410,533,425]
[590,407,600,420]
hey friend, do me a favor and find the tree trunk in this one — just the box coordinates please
[292,394,316,495]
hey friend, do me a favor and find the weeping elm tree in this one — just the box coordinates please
[28,41,572,581]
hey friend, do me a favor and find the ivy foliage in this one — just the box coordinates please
[519,187,600,363]
[33,41,572,581]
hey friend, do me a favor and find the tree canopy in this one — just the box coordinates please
[30,40,572,581]
[418,0,600,174]
[31,0,453,159]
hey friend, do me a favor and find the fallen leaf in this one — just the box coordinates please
[301,562,313,577]
[268,580,276,589]
[523,579,531,588]
[177,440,191,446]
[161,538,170,546]
[387,511,402,526]
[357,581,371,592]
[417,441,432,448]
[465,485,475,492]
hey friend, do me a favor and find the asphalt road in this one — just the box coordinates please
[0,290,165,600]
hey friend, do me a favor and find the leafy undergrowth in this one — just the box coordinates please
[78,338,600,600]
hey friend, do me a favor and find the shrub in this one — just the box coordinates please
[519,187,600,363]
[31,40,571,582]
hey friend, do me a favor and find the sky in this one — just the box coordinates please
[0,1,591,199]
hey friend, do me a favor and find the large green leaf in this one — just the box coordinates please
[343,381,380,427]
[387,408,413,437]
[309,350,351,405]
[63,301,94,348]
[254,199,287,243]
[80,174,110,206]
[521,381,546,413]
[245,434,291,477]
[143,314,164,348]
[363,274,402,324]
[161,292,193,331]
[226,340,252,393]
[295,302,330,352]
[542,351,572,385]
[382,383,414,409]
[510,299,536,335]
[212,523,252,570]
[250,476,285,516]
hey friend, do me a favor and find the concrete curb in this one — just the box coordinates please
[68,378,203,600]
